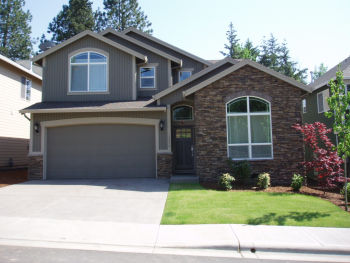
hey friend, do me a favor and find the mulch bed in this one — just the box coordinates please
[0,169,28,188]
[201,182,348,212]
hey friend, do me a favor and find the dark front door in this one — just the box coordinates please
[174,127,194,172]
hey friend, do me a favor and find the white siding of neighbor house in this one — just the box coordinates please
[0,61,42,167]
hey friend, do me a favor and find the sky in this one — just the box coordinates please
[25,0,350,82]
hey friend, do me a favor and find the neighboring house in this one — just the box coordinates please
[21,28,310,184]
[303,56,350,145]
[0,54,42,168]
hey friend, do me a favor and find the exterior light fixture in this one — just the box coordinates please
[34,122,40,133]
[159,120,165,131]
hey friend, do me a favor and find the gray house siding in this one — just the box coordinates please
[160,63,233,105]
[43,35,134,102]
[125,31,206,80]
[104,33,170,98]
[31,111,168,152]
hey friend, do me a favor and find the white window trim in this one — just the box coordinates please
[178,70,192,82]
[226,96,274,161]
[172,105,194,121]
[302,99,307,113]
[140,66,156,89]
[68,49,109,94]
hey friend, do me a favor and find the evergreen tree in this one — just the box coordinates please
[311,63,328,82]
[0,0,32,60]
[239,39,259,61]
[48,0,95,43]
[258,35,307,83]
[95,0,152,33]
[220,22,241,58]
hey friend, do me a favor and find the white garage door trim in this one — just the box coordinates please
[40,117,160,180]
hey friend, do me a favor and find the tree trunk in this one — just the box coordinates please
[345,157,348,211]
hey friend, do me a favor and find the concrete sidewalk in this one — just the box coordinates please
[0,217,349,261]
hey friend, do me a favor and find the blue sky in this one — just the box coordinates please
[26,0,350,80]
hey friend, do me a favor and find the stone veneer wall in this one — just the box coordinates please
[28,155,43,180]
[194,65,305,185]
[157,153,173,178]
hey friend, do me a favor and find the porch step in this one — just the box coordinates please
[170,175,199,183]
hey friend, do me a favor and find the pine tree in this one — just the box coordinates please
[95,0,152,33]
[258,34,280,72]
[240,39,259,61]
[311,63,328,82]
[0,0,32,60]
[220,22,241,58]
[48,0,95,43]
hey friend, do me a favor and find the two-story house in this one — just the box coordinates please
[0,54,42,169]
[21,28,311,184]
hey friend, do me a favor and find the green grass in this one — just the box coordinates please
[161,183,350,227]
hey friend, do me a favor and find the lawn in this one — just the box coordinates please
[161,183,350,227]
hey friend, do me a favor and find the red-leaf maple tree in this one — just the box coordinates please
[293,122,343,188]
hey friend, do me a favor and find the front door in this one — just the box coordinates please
[174,127,194,172]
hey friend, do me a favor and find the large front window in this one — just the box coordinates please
[70,51,107,92]
[226,96,273,160]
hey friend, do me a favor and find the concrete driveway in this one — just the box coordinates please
[0,179,169,224]
[0,179,170,250]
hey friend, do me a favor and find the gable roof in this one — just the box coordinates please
[33,30,147,65]
[183,59,311,97]
[122,27,211,66]
[0,54,42,81]
[100,28,182,66]
[309,55,350,92]
[153,57,240,100]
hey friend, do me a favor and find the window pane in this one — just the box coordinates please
[141,67,155,77]
[89,64,107,91]
[250,115,271,143]
[173,106,192,120]
[227,98,247,113]
[317,92,324,112]
[252,145,272,158]
[25,80,31,100]
[71,65,88,91]
[249,97,269,112]
[227,116,248,143]
[141,78,154,88]
[71,53,88,63]
[229,146,249,159]
[179,71,191,81]
[90,52,106,63]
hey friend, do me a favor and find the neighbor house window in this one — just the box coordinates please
[70,51,107,92]
[317,89,330,113]
[227,96,273,160]
[302,99,307,113]
[21,77,31,101]
[173,105,193,121]
[179,71,192,82]
[140,67,155,89]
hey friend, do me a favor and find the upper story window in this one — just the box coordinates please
[227,96,273,160]
[302,99,307,113]
[140,67,155,89]
[69,51,107,93]
[173,105,193,121]
[179,71,192,82]
[317,89,330,113]
[21,76,31,101]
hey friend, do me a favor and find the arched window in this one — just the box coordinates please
[173,105,193,121]
[226,96,273,160]
[70,51,107,92]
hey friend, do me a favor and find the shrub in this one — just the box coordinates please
[227,160,251,185]
[257,173,270,189]
[219,173,235,191]
[341,183,350,201]
[291,174,303,192]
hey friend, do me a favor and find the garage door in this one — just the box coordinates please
[46,124,156,179]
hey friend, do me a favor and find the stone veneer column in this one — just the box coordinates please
[28,155,43,180]
[157,153,173,178]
